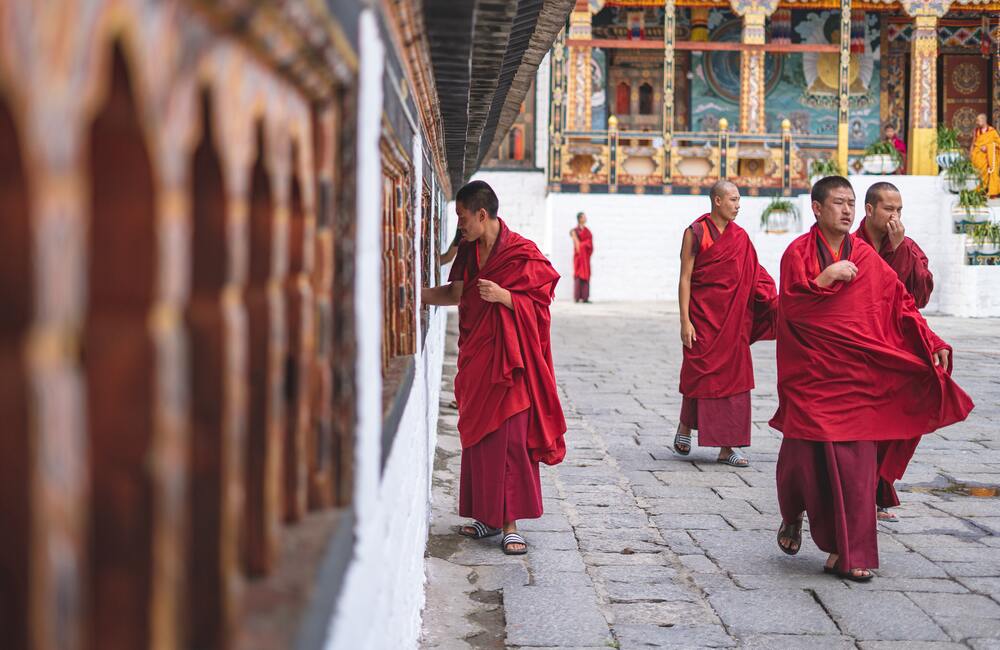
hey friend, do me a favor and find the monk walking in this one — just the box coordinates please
[855,181,935,522]
[971,113,1000,198]
[773,176,973,581]
[571,212,594,303]
[422,180,566,555]
[674,180,777,467]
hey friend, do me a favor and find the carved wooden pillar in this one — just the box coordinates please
[566,5,593,131]
[549,29,567,185]
[902,0,952,175]
[837,0,851,173]
[662,0,676,184]
[731,0,779,134]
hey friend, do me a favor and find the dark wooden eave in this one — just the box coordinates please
[424,0,574,191]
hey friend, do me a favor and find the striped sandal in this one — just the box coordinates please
[673,427,692,456]
[501,532,528,556]
[718,449,749,467]
[458,521,501,539]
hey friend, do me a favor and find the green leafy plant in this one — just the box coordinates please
[967,220,1000,248]
[761,197,799,228]
[958,187,988,217]
[809,158,842,178]
[936,125,961,152]
[864,140,903,164]
[947,156,978,186]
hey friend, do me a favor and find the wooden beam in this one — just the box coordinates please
[567,38,839,53]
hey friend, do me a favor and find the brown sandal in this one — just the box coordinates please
[777,515,803,556]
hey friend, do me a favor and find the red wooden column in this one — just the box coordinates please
[84,43,186,650]
[308,106,337,509]
[283,139,316,522]
[184,90,246,650]
[243,123,287,575]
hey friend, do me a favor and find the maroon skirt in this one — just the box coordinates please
[680,391,751,448]
[459,409,542,529]
[776,438,879,570]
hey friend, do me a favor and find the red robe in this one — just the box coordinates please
[770,225,974,486]
[679,214,777,400]
[573,226,593,281]
[453,220,567,465]
[854,219,933,308]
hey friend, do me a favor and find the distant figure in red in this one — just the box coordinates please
[884,125,906,174]
[773,176,973,582]
[422,180,566,556]
[571,212,594,303]
[674,180,777,468]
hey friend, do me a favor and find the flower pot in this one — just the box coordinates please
[763,209,796,234]
[946,176,980,194]
[936,150,962,170]
[966,241,1000,265]
[951,205,992,232]
[862,154,899,174]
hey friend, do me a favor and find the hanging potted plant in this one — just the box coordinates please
[966,220,1000,265]
[761,196,800,234]
[809,158,843,187]
[861,140,902,174]
[945,157,980,194]
[936,125,962,171]
[952,188,991,233]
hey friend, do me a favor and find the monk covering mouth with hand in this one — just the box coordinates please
[421,180,566,556]
[772,176,974,581]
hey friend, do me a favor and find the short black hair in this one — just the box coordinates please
[576,212,585,221]
[811,175,854,205]
[865,181,900,208]
[455,180,499,218]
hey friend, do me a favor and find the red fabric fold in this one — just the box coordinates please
[454,220,567,465]
[679,214,777,399]
[770,226,974,458]
[855,218,934,309]
[573,226,593,280]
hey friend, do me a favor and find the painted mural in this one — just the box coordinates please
[690,10,882,148]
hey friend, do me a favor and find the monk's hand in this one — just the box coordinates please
[818,260,858,286]
[680,321,697,349]
[886,217,905,251]
[477,279,509,305]
[933,348,950,368]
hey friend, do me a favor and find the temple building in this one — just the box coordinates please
[474,0,1000,315]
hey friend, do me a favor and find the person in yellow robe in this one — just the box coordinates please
[970,113,1000,198]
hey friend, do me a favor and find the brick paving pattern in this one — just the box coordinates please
[421,302,1000,649]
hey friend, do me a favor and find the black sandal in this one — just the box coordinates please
[824,565,874,582]
[777,515,803,555]
[458,521,501,539]
[501,532,528,555]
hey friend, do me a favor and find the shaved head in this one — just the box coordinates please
[709,180,741,222]
[710,180,737,203]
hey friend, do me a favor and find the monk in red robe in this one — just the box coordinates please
[422,180,566,555]
[773,176,973,581]
[571,212,594,303]
[854,181,935,522]
[674,180,777,467]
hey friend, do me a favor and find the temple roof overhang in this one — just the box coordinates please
[423,0,575,191]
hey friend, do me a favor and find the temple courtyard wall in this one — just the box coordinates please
[472,171,1000,317]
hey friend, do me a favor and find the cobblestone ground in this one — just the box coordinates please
[420,302,1000,650]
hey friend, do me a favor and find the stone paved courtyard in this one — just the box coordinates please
[420,302,1000,650]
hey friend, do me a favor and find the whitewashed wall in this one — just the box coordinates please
[325,9,447,649]
[473,167,1000,317]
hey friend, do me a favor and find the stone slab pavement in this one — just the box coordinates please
[420,302,1000,649]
